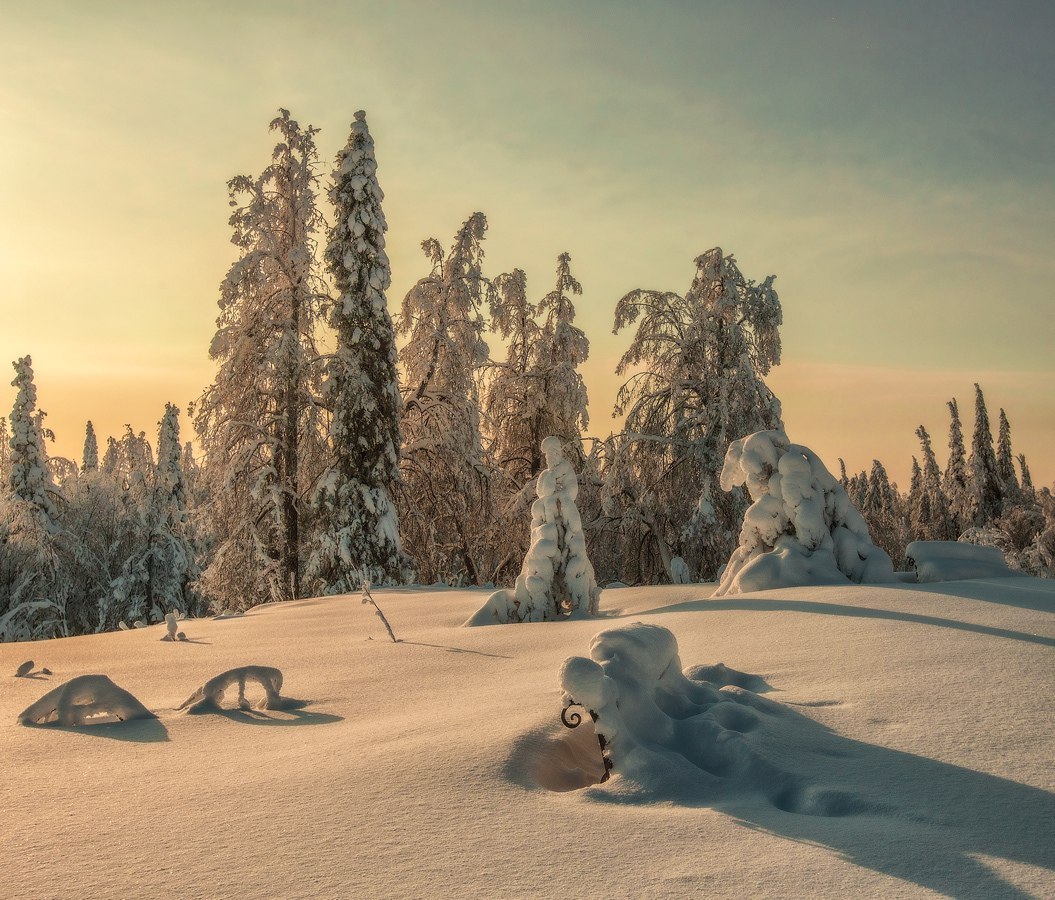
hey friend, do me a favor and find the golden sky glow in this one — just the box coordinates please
[1,1,1052,486]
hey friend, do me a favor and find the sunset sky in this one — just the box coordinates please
[1,1,1052,486]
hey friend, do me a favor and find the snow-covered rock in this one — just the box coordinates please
[714,430,895,595]
[467,437,599,624]
[18,674,154,726]
[906,540,1015,582]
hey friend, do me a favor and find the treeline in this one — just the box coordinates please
[842,385,1053,575]
[1,108,1051,640]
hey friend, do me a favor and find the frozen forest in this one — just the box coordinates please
[2,109,1053,641]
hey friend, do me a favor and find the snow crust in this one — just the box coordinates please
[715,430,895,595]
[906,540,1015,583]
[468,438,599,624]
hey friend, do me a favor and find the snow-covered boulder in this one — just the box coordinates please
[714,430,895,596]
[18,675,154,727]
[178,666,301,714]
[467,437,600,624]
[906,540,1015,583]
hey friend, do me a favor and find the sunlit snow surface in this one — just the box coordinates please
[2,579,1053,898]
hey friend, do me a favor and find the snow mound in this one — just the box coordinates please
[18,675,154,727]
[14,660,34,678]
[545,622,886,816]
[177,666,303,714]
[906,541,1015,583]
[467,437,599,624]
[715,430,895,595]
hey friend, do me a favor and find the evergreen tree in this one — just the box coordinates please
[0,357,66,640]
[907,456,926,538]
[968,383,1003,527]
[396,212,496,584]
[196,110,327,610]
[996,408,1020,503]
[915,424,955,541]
[0,417,10,487]
[943,398,970,533]
[1017,453,1035,502]
[307,110,410,594]
[607,247,782,581]
[82,421,99,472]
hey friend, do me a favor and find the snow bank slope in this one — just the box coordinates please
[1,579,1053,899]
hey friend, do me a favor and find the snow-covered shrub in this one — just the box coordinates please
[669,556,691,584]
[18,675,153,726]
[161,610,179,641]
[558,622,773,790]
[178,665,298,713]
[467,437,599,624]
[714,430,895,596]
[905,540,1014,583]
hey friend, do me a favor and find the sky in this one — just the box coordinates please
[1,0,1052,487]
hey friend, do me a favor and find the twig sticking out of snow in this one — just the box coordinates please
[361,583,399,642]
[177,666,295,714]
[18,675,154,727]
[15,660,34,678]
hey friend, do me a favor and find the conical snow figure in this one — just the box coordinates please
[467,437,600,624]
[714,430,895,596]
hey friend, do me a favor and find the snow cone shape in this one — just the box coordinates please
[178,666,295,714]
[468,437,600,624]
[714,430,895,596]
[18,675,154,727]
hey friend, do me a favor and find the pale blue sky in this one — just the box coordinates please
[1,1,1052,483]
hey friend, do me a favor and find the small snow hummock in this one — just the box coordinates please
[177,666,302,714]
[467,437,600,624]
[905,541,1015,583]
[556,622,788,796]
[669,556,692,584]
[160,611,179,641]
[14,660,34,678]
[714,430,895,596]
[18,675,154,727]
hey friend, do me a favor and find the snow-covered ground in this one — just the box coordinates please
[2,579,1053,899]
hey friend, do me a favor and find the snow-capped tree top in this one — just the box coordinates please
[7,355,60,527]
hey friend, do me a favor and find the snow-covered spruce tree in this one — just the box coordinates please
[0,357,67,641]
[468,437,599,624]
[915,424,955,541]
[907,456,926,538]
[196,110,327,610]
[968,383,1003,527]
[714,430,894,596]
[484,254,591,578]
[0,417,9,487]
[996,408,1020,505]
[607,248,782,582]
[1017,453,1035,502]
[306,110,410,594]
[396,213,497,585]
[943,398,970,533]
[862,459,906,566]
[82,421,99,472]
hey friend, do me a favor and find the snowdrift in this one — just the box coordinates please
[1,579,1052,898]
[907,540,1016,582]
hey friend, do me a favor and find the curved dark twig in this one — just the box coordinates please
[561,704,584,729]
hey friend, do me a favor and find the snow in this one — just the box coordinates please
[468,437,599,624]
[716,430,896,595]
[907,540,1015,583]
[1,579,1053,898]
[18,674,154,726]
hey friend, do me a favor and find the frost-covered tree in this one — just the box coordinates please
[468,437,599,623]
[714,430,894,595]
[82,421,99,472]
[968,384,1003,527]
[996,408,1020,504]
[606,247,782,582]
[196,109,327,610]
[943,398,970,533]
[306,111,410,594]
[0,357,66,640]
[0,417,9,487]
[862,459,906,565]
[484,254,591,576]
[396,212,497,584]
[915,424,955,541]
[1017,453,1035,502]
